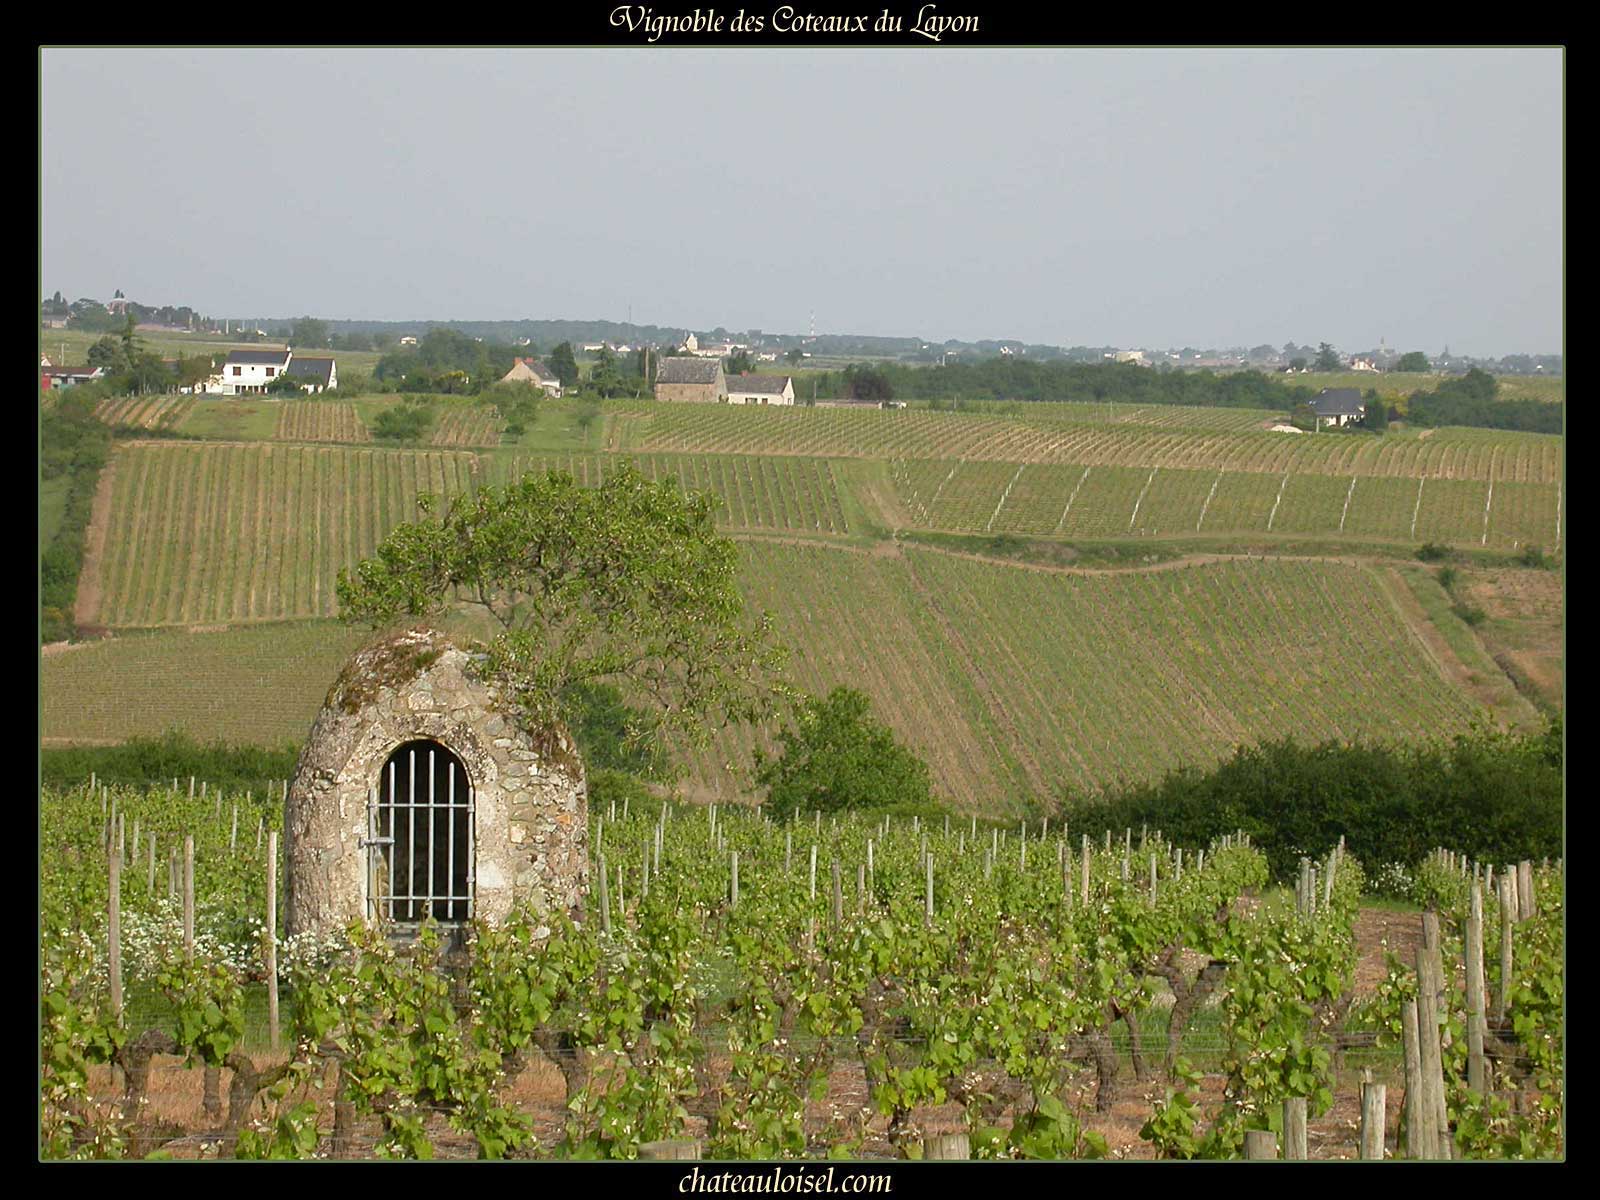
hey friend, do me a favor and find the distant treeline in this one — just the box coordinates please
[1406,368,1563,434]
[1061,718,1562,883]
[808,359,1309,409]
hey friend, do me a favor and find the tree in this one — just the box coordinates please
[754,687,936,819]
[336,464,788,744]
[267,372,305,396]
[843,363,893,403]
[1314,342,1341,372]
[1396,351,1430,373]
[1288,357,1308,372]
[549,342,580,390]
[1361,387,1387,431]
[291,316,330,348]
[785,347,804,366]
[726,350,754,376]
[86,335,130,375]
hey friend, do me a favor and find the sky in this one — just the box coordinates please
[40,47,1562,356]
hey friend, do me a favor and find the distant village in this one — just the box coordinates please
[40,291,1563,407]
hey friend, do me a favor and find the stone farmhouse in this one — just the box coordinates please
[654,357,728,404]
[726,373,796,406]
[500,357,564,397]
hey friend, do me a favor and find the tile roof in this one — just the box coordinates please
[224,348,292,366]
[286,357,335,383]
[655,358,723,385]
[726,374,792,395]
[1310,388,1365,416]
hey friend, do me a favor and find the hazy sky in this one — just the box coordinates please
[40,48,1562,355]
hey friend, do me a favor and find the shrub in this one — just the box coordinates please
[1416,542,1451,562]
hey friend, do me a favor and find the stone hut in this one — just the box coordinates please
[285,626,588,939]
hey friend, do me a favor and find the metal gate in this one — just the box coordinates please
[363,740,475,923]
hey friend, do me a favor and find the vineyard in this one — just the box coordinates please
[50,549,1486,807]
[431,406,506,447]
[90,443,478,626]
[94,396,195,431]
[608,404,1562,484]
[41,780,1564,1160]
[888,460,1563,550]
[273,401,371,443]
[487,453,853,535]
[85,444,862,629]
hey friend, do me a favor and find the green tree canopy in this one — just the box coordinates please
[1315,342,1341,371]
[726,350,754,376]
[754,686,936,819]
[1362,388,1388,431]
[336,464,788,743]
[1396,351,1430,373]
[549,342,580,389]
[292,316,330,348]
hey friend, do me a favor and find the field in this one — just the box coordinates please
[608,403,1563,483]
[89,443,478,626]
[93,395,195,431]
[273,401,370,443]
[887,459,1562,550]
[47,543,1485,807]
[84,444,860,629]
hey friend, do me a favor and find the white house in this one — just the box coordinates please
[726,374,795,406]
[1309,388,1366,427]
[286,356,338,394]
[210,348,293,396]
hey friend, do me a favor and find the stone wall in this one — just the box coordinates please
[654,381,724,404]
[285,626,587,938]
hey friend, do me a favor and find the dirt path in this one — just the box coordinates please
[1374,564,1521,720]
[72,447,118,630]
[1353,906,1422,999]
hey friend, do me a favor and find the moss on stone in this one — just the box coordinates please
[329,629,446,715]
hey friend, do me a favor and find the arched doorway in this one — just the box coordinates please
[368,739,474,924]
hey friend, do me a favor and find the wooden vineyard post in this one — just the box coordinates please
[1401,997,1429,1158]
[1465,883,1487,1092]
[1062,852,1072,911]
[810,844,818,903]
[641,832,651,900]
[108,837,122,1021]
[785,829,792,875]
[168,846,177,904]
[1360,1075,1387,1160]
[597,854,612,935]
[640,1139,701,1160]
[1243,1130,1277,1160]
[230,804,238,852]
[1149,853,1157,902]
[1283,1097,1307,1160]
[1414,935,1451,1159]
[1081,838,1091,906]
[857,863,866,916]
[183,835,196,964]
[923,1133,970,1160]
[831,859,843,928]
[266,832,280,1053]
[1496,874,1513,1022]
[730,851,739,909]
[146,833,157,893]
[924,852,934,927]
[1517,861,1535,921]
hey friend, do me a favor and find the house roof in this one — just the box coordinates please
[508,360,566,382]
[1310,388,1365,416]
[41,365,102,379]
[726,374,792,395]
[656,358,723,385]
[287,357,335,383]
[224,348,292,366]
